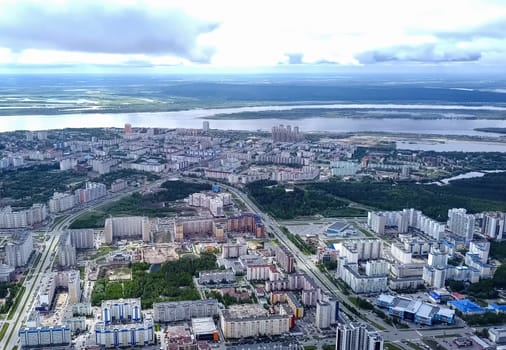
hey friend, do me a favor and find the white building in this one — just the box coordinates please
[221,242,248,258]
[428,248,448,268]
[94,318,154,348]
[198,269,235,284]
[0,264,15,282]
[391,244,412,264]
[102,298,142,324]
[482,212,505,240]
[367,212,386,234]
[336,322,384,350]
[67,229,95,249]
[337,239,383,264]
[19,325,72,347]
[469,241,490,264]
[220,304,290,339]
[153,299,219,323]
[58,234,77,267]
[59,158,77,171]
[0,204,48,228]
[49,192,76,213]
[337,258,388,294]
[37,270,82,310]
[489,327,506,344]
[448,208,475,242]
[423,266,447,289]
[369,209,445,239]
[75,181,107,204]
[3,232,34,267]
[316,301,332,329]
[104,216,151,244]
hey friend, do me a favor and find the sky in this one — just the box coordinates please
[1,0,506,73]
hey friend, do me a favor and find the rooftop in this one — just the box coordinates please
[191,317,217,335]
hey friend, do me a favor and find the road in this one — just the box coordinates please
[1,178,168,350]
[210,181,473,343]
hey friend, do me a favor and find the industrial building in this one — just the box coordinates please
[376,294,455,325]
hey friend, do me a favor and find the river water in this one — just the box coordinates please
[1,104,506,136]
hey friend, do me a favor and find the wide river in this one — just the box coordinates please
[1,104,506,137]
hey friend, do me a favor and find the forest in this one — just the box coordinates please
[91,253,217,308]
[246,180,365,219]
[247,172,506,221]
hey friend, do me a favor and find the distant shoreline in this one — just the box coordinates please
[474,127,506,134]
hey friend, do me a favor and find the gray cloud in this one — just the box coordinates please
[436,18,506,40]
[356,43,482,64]
[285,53,304,64]
[0,2,219,62]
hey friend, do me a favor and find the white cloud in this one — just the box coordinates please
[0,0,505,69]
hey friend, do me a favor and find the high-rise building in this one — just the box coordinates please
[316,301,332,329]
[104,216,151,244]
[49,192,76,213]
[428,248,448,268]
[153,299,219,323]
[276,245,295,273]
[227,213,265,238]
[101,298,142,324]
[95,318,154,348]
[59,158,77,171]
[203,121,210,132]
[0,204,48,228]
[220,304,290,339]
[482,212,505,240]
[448,208,475,242]
[2,232,34,268]
[58,234,77,267]
[271,124,304,143]
[19,325,72,348]
[67,229,95,249]
[336,322,383,350]
[124,123,132,134]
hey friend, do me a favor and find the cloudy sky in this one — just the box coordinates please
[1,0,506,73]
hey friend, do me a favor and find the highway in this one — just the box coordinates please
[212,182,473,345]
